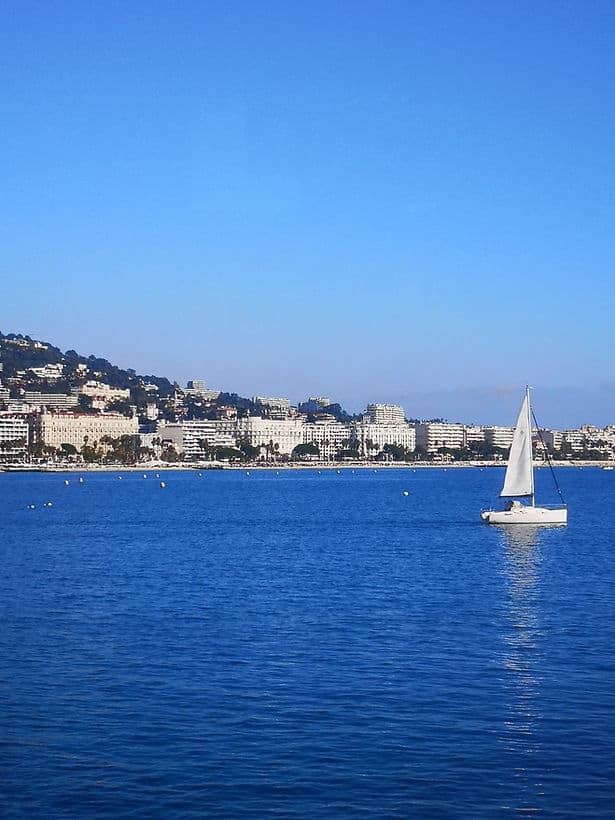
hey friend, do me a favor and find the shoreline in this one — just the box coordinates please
[1,460,613,473]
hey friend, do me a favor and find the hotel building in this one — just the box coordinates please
[37,412,138,451]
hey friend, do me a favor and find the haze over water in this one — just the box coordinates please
[2,467,614,817]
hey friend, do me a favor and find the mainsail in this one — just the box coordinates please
[500,390,534,498]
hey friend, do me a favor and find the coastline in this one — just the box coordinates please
[1,460,613,473]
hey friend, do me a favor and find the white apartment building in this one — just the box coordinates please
[26,363,64,380]
[353,420,416,458]
[77,380,131,410]
[23,392,79,410]
[415,422,465,454]
[156,423,184,454]
[0,415,29,460]
[463,425,485,446]
[237,416,304,456]
[578,425,614,457]
[145,402,159,420]
[365,403,405,425]
[253,396,292,411]
[483,426,515,450]
[252,396,293,419]
[155,419,239,458]
[185,380,221,401]
[309,396,332,408]
[180,420,236,460]
[303,417,350,460]
[561,430,585,452]
[537,429,563,451]
[38,412,138,450]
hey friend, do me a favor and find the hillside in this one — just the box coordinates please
[0,331,175,399]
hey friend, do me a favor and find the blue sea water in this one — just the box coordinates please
[1,466,614,818]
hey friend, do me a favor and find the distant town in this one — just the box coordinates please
[1,331,614,467]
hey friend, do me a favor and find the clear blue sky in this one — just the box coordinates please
[1,1,614,426]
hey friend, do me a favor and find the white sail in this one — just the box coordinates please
[500,391,534,498]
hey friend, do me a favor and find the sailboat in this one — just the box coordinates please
[481,387,567,525]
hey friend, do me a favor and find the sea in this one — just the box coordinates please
[1,466,614,818]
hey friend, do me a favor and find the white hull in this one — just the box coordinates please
[481,505,567,525]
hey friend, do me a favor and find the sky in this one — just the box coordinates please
[1,1,614,427]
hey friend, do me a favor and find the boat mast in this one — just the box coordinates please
[527,385,535,506]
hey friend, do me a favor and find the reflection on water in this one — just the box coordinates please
[497,525,545,813]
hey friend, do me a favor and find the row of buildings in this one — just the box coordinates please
[2,397,615,463]
[1,352,614,461]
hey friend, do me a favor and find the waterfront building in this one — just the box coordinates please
[0,414,29,461]
[237,416,304,456]
[156,423,184,454]
[353,419,416,458]
[483,426,515,450]
[303,417,350,460]
[180,420,236,460]
[537,429,563,451]
[561,429,585,452]
[365,404,405,425]
[155,419,238,459]
[578,425,614,458]
[463,425,485,447]
[138,431,159,456]
[37,412,138,451]
[415,422,465,453]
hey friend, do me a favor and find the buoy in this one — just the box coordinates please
[198,473,202,477]
[336,470,341,474]
[156,473,160,478]
[46,501,53,507]
[64,480,69,486]
[27,504,34,509]
[79,476,84,483]
[160,481,166,488]
[403,491,409,497]
[118,475,122,480]
[143,474,147,479]
[246,471,250,476]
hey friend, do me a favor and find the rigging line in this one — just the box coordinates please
[531,409,567,505]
